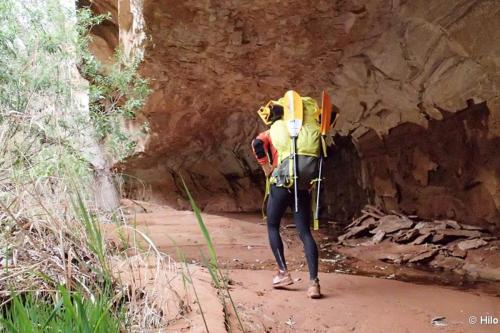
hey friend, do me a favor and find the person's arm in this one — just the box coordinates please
[251,131,274,177]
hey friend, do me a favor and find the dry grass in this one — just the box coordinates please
[0,107,194,331]
[0,177,200,331]
[0,133,192,330]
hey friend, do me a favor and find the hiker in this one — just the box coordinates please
[251,93,324,299]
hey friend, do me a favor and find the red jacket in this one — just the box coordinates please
[251,130,278,167]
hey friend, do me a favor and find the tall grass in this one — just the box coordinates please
[0,285,121,333]
[178,249,210,332]
[0,181,123,332]
[181,179,246,332]
[70,184,110,278]
[0,179,179,331]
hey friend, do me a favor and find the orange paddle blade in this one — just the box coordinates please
[320,90,332,135]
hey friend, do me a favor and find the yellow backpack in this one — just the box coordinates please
[269,97,321,190]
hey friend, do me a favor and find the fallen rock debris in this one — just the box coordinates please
[285,317,296,328]
[457,238,488,251]
[338,206,494,265]
[431,316,448,327]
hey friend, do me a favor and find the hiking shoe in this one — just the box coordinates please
[307,280,321,299]
[272,270,293,288]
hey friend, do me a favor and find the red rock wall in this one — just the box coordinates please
[86,0,499,231]
[324,102,499,230]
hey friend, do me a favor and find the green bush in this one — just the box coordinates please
[0,0,151,330]
[77,10,151,161]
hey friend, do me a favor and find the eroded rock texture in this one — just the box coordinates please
[325,0,500,230]
[86,0,499,231]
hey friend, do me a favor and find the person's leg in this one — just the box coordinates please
[266,185,290,272]
[293,189,319,281]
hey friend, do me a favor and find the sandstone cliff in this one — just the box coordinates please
[85,0,499,231]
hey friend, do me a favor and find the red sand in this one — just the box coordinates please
[107,201,500,332]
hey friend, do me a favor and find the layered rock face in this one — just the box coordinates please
[87,0,499,231]
[324,0,500,230]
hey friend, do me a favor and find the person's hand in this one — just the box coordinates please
[262,163,274,177]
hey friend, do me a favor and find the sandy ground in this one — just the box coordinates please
[106,201,500,332]
[228,269,500,332]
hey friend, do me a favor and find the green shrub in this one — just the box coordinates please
[0,0,151,330]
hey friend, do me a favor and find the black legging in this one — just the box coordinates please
[266,184,319,281]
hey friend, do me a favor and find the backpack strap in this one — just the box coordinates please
[311,135,328,230]
[311,181,319,230]
[261,177,271,219]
